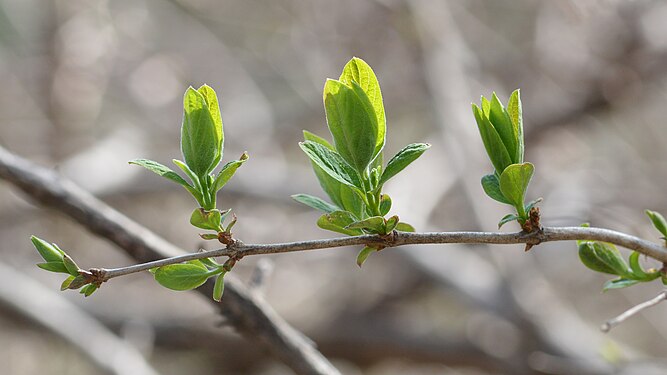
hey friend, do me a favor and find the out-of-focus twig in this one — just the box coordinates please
[602,291,667,333]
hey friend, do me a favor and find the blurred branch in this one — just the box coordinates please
[602,290,667,333]
[0,145,340,375]
[0,261,159,375]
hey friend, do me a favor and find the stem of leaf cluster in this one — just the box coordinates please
[97,226,667,281]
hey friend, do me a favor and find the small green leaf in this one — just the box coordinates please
[578,241,631,276]
[190,208,224,231]
[291,194,340,213]
[213,272,225,302]
[395,222,415,232]
[525,198,543,213]
[338,57,386,160]
[378,143,430,187]
[488,93,517,164]
[197,85,224,166]
[80,284,98,297]
[299,141,363,192]
[603,278,641,291]
[62,254,80,277]
[385,215,399,232]
[498,214,519,229]
[154,264,214,291]
[66,275,88,290]
[181,87,220,177]
[37,262,69,274]
[213,152,249,192]
[379,194,392,216]
[646,210,667,238]
[499,162,534,209]
[31,236,64,263]
[323,79,378,173]
[199,257,221,268]
[356,246,376,267]
[481,173,511,204]
[199,233,219,240]
[472,104,513,174]
[317,211,363,236]
[578,242,617,275]
[129,159,192,190]
[506,89,524,164]
[346,216,386,234]
[60,275,75,291]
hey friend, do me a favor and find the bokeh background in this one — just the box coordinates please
[1,0,667,374]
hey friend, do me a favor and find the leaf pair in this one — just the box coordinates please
[31,236,98,297]
[130,85,248,222]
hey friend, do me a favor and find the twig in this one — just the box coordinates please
[0,145,340,375]
[601,291,667,333]
[94,226,667,281]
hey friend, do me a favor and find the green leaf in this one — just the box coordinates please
[199,233,219,240]
[303,130,335,150]
[60,275,75,291]
[603,278,641,291]
[213,272,225,302]
[578,241,631,276]
[299,141,363,192]
[199,257,221,268]
[212,152,249,192]
[378,143,430,187]
[66,275,88,290]
[346,216,386,234]
[62,254,80,277]
[197,84,224,166]
[385,215,399,232]
[154,264,214,291]
[317,211,363,236]
[628,251,659,281]
[396,222,415,232]
[498,214,519,229]
[190,208,223,231]
[31,236,64,263]
[356,246,376,267]
[578,241,617,275]
[646,210,667,238]
[291,194,339,213]
[172,159,200,187]
[488,93,517,164]
[338,57,386,160]
[323,79,378,173]
[130,159,193,191]
[525,198,543,213]
[181,87,220,177]
[379,194,392,216]
[499,163,534,209]
[506,89,524,164]
[37,262,69,274]
[80,284,98,297]
[472,104,513,174]
[481,173,511,204]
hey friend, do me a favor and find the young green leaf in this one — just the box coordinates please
[37,262,69,274]
[172,159,200,187]
[499,162,534,209]
[379,194,392,216]
[317,211,363,236]
[378,143,430,187]
[213,152,249,192]
[31,236,64,263]
[356,246,376,267]
[481,174,511,204]
[488,93,517,164]
[578,242,617,275]
[62,254,80,277]
[603,278,641,292]
[181,87,221,177]
[190,208,223,231]
[291,194,340,213]
[303,130,335,150]
[323,79,378,173]
[299,141,363,192]
[645,210,667,238]
[628,251,659,281]
[130,159,195,192]
[385,215,399,233]
[524,198,542,213]
[60,275,75,291]
[498,213,519,229]
[506,89,524,164]
[213,272,225,302]
[395,222,415,232]
[338,57,386,159]
[472,104,513,174]
[154,264,215,291]
[346,216,386,234]
[197,84,224,164]
[80,284,98,297]
[65,275,88,290]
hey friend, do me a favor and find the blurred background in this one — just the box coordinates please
[1,0,667,374]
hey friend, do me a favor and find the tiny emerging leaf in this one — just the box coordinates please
[646,210,667,238]
[356,246,376,267]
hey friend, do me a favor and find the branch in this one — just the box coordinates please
[601,291,667,333]
[95,226,667,281]
[0,145,340,375]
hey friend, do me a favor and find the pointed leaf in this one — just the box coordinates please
[379,194,392,216]
[525,198,543,213]
[154,264,213,291]
[213,272,225,302]
[472,104,512,173]
[37,262,69,274]
[498,214,519,229]
[197,85,224,166]
[489,93,517,164]
[80,284,98,297]
[646,210,667,238]
[323,79,378,173]
[481,173,511,204]
[317,211,363,236]
[60,275,75,291]
[213,152,249,192]
[66,275,88,290]
[378,143,430,187]
[356,246,376,267]
[181,87,220,176]
[299,141,363,191]
[339,57,386,159]
[385,215,399,233]
[395,222,415,232]
[292,194,339,213]
[499,163,534,209]
[506,89,524,163]
[346,216,385,234]
[130,159,192,189]
[31,236,64,263]
[62,254,80,277]
[603,278,641,291]
[303,130,335,150]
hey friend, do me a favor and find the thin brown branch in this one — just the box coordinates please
[601,291,667,333]
[0,145,340,375]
